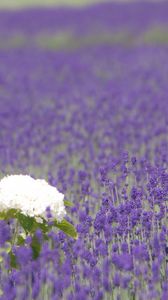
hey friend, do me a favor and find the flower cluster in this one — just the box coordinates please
[0,175,66,222]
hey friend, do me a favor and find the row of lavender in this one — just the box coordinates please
[0,2,168,36]
[0,2,168,300]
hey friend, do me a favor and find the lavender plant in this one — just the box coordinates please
[0,2,168,300]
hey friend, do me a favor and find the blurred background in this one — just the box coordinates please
[0,0,164,8]
[0,0,168,178]
[0,0,168,50]
[0,0,106,8]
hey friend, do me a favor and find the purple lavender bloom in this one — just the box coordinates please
[13,246,32,266]
[0,220,11,246]
[0,2,168,299]
[113,272,121,287]
[112,253,133,272]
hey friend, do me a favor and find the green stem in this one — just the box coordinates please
[11,219,19,247]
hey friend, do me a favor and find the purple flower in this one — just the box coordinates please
[0,2,168,299]
[0,220,11,246]
[13,246,32,266]
[112,254,133,271]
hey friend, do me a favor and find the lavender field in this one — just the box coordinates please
[0,2,168,300]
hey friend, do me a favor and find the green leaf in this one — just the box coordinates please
[37,219,50,234]
[17,235,25,246]
[64,200,73,207]
[31,235,41,260]
[9,251,18,269]
[17,213,35,233]
[17,213,51,235]
[53,219,78,239]
[0,212,6,220]
[0,209,17,220]
[6,209,17,219]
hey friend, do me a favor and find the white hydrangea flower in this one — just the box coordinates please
[0,175,66,222]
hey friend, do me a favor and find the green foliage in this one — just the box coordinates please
[0,208,77,268]
[0,209,17,220]
[17,235,25,246]
[64,200,73,207]
[17,213,35,233]
[53,219,78,239]
[16,213,50,235]
[0,209,77,239]
[9,251,18,269]
[31,235,41,260]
